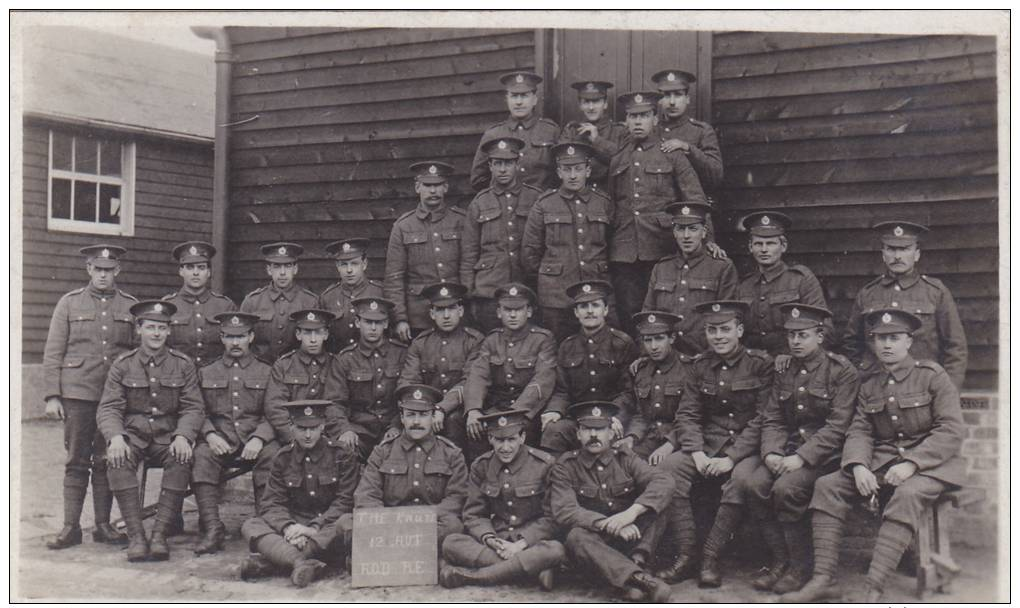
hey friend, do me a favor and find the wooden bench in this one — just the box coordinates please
[912,488,982,598]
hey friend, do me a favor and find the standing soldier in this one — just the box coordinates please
[559,80,629,192]
[239,400,359,588]
[736,304,857,594]
[342,384,469,546]
[42,244,136,550]
[460,136,542,332]
[263,309,349,448]
[319,238,383,353]
[608,91,712,334]
[549,401,675,603]
[657,301,772,587]
[461,284,557,461]
[736,211,831,355]
[330,297,407,460]
[616,311,691,463]
[440,409,565,590]
[96,300,205,562]
[384,161,466,342]
[650,69,723,193]
[399,282,484,450]
[191,311,278,555]
[470,71,559,192]
[162,241,235,367]
[540,280,638,456]
[643,202,738,356]
[783,309,965,603]
[240,242,320,363]
[840,221,968,389]
[522,141,615,341]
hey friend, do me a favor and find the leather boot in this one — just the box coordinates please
[752,519,789,591]
[657,554,697,584]
[240,554,276,581]
[93,522,128,545]
[772,521,813,595]
[291,559,327,588]
[780,574,838,602]
[778,511,844,602]
[193,483,226,555]
[114,489,149,562]
[698,503,741,588]
[438,564,472,589]
[149,489,185,561]
[48,485,87,549]
[46,525,83,550]
[629,571,673,603]
[91,475,127,544]
[656,496,697,583]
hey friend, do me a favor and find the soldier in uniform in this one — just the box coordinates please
[460,136,543,333]
[840,221,968,389]
[162,241,235,367]
[643,202,738,356]
[549,401,675,603]
[42,244,136,549]
[330,297,408,460]
[96,300,205,562]
[735,304,857,594]
[470,71,559,192]
[240,242,320,363]
[319,238,384,353]
[735,211,831,356]
[558,80,629,192]
[342,384,469,546]
[264,309,349,449]
[440,409,565,590]
[650,69,723,193]
[657,301,773,587]
[540,280,638,456]
[399,282,484,450]
[615,311,691,462]
[607,90,712,335]
[191,311,278,555]
[522,141,616,341]
[783,309,965,603]
[384,161,466,342]
[461,283,557,462]
[238,400,359,588]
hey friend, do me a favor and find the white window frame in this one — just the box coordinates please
[46,129,136,236]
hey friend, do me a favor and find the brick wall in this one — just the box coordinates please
[954,391,1000,545]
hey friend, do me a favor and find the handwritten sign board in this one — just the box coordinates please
[350,506,438,588]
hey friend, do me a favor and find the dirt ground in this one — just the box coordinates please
[14,420,1003,602]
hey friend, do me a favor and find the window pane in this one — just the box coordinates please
[100,140,122,176]
[52,132,72,170]
[51,178,72,219]
[73,181,97,222]
[75,136,98,174]
[99,184,122,224]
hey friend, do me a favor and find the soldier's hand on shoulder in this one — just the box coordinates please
[466,410,484,441]
[431,409,446,433]
[613,436,635,451]
[395,321,412,343]
[660,138,689,154]
[774,354,793,374]
[540,411,561,431]
[241,437,264,460]
[611,417,624,439]
[576,123,599,141]
[44,397,64,420]
[706,241,728,260]
[629,356,649,376]
[382,427,401,443]
[338,430,359,450]
[207,432,232,456]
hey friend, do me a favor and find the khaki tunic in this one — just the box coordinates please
[470,114,560,192]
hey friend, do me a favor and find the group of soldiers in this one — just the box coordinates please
[40,68,970,603]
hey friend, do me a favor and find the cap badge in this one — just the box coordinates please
[591,406,602,418]
[508,286,518,296]
[791,307,801,318]
[497,140,507,150]
[567,146,576,156]
[153,303,163,313]
[582,284,592,293]
[303,406,313,416]
[647,314,656,323]
[882,313,893,324]
[278,246,287,256]
[586,82,596,91]
[189,245,199,255]
[440,287,450,297]
[761,215,770,225]
[369,301,379,311]
[681,206,691,215]
[342,243,352,252]
[230,316,240,326]
[893,226,904,237]
[667,72,677,81]
[498,416,508,427]
[100,248,110,258]
[711,303,721,312]
[307,312,316,321]
[515,74,524,83]
[428,165,437,175]
[634,94,643,103]
[413,389,423,400]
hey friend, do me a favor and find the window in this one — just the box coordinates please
[47,130,135,236]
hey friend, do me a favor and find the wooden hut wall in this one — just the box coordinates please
[224,27,537,300]
[21,119,215,362]
[710,32,998,389]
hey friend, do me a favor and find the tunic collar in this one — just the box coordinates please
[491,178,523,197]
[795,347,826,373]
[415,203,448,222]
[654,350,682,374]
[222,352,256,369]
[296,350,329,367]
[579,323,611,346]
[557,185,592,202]
[711,344,746,369]
[178,286,212,304]
[884,355,918,383]
[399,432,437,453]
[487,445,529,477]
[139,346,169,367]
[678,245,708,268]
[357,339,390,359]
[87,284,116,299]
[577,446,615,469]
[756,260,788,283]
[294,438,329,463]
[881,268,921,289]
[269,282,299,302]
[502,324,534,343]
[510,113,539,130]
[633,132,662,152]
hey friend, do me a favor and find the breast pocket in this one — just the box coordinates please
[543,214,573,248]
[423,459,453,501]
[67,309,96,342]
[645,164,674,189]
[587,214,611,247]
[806,387,833,420]
[158,377,186,412]
[651,281,677,308]
[514,482,544,514]
[402,231,428,253]
[511,357,537,383]
[688,278,720,303]
[113,313,135,348]
[200,377,230,414]
[729,378,765,412]
[120,375,151,410]
[897,391,934,433]
[243,378,267,412]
